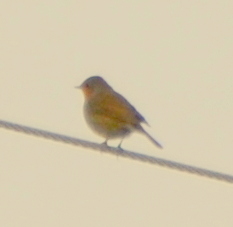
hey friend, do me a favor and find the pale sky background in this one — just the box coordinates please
[0,1,233,226]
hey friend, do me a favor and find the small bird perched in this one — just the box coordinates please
[76,76,162,149]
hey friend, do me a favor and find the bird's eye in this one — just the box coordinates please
[85,84,90,88]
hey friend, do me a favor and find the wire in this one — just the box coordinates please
[0,119,232,184]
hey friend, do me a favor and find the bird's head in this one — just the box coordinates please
[76,76,111,99]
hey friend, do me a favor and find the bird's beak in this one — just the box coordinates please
[75,85,81,89]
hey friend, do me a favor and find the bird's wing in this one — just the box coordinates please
[91,90,147,126]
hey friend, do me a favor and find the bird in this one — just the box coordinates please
[76,76,162,149]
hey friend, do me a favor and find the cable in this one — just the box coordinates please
[0,119,232,184]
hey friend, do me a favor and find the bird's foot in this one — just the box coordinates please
[117,144,124,151]
[101,140,109,147]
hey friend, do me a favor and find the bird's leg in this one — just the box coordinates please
[117,137,125,150]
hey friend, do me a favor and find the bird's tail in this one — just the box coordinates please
[139,127,163,149]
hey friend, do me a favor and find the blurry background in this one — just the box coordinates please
[0,1,233,226]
